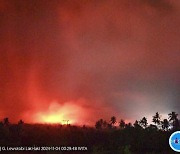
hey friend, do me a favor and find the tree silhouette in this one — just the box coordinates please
[102,120,108,128]
[168,112,179,129]
[161,119,169,131]
[95,119,104,129]
[119,119,125,129]
[168,112,178,121]
[152,112,161,127]
[110,116,116,126]
[18,119,24,125]
[0,112,176,153]
[3,117,9,126]
[99,119,103,124]
[139,117,148,128]
[95,121,102,129]
[133,120,142,129]
[125,122,132,128]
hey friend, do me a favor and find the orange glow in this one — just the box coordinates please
[38,113,65,124]
[34,101,83,125]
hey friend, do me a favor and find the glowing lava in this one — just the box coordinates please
[34,101,83,125]
[38,113,65,124]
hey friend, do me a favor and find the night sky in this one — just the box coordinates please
[0,0,180,125]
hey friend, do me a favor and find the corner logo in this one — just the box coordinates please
[169,131,180,152]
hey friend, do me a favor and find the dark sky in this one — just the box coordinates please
[0,0,180,125]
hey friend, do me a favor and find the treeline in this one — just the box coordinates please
[95,111,180,131]
[0,112,179,153]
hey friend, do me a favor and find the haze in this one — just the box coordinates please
[0,0,179,125]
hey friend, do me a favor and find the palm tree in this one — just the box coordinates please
[168,112,178,121]
[119,119,126,129]
[139,117,148,128]
[110,116,116,126]
[161,119,169,131]
[152,112,161,127]
[168,112,178,129]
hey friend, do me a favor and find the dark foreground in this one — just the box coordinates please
[0,123,177,154]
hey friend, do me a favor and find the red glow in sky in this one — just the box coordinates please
[0,0,180,125]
